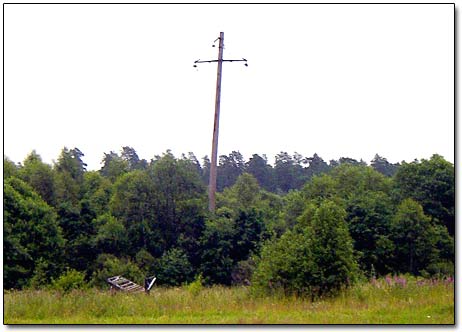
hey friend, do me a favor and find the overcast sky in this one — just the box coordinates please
[4,3,454,170]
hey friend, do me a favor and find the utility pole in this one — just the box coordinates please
[209,32,224,213]
[194,32,248,213]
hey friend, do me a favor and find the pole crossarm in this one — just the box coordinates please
[194,58,248,65]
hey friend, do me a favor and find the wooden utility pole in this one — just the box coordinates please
[209,32,224,212]
[194,32,247,213]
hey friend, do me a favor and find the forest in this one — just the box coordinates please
[3,147,454,298]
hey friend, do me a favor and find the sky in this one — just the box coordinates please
[3,3,454,170]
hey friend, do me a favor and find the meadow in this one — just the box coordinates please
[4,276,454,324]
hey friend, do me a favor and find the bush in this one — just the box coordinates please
[251,200,358,298]
[186,273,204,296]
[308,200,359,296]
[91,254,144,288]
[231,258,256,286]
[251,230,310,297]
[29,258,58,289]
[156,248,194,286]
[199,215,236,285]
[4,177,65,290]
[52,269,87,292]
[421,261,454,279]
[135,248,155,273]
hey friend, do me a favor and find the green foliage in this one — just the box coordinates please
[18,151,56,206]
[29,258,54,289]
[308,201,359,296]
[252,201,358,298]
[219,173,283,240]
[4,156,19,178]
[65,234,96,273]
[135,248,155,273]
[174,198,207,269]
[186,274,204,296]
[296,202,318,229]
[300,165,396,277]
[94,214,128,256]
[274,152,299,192]
[390,199,452,276]
[246,153,275,191]
[54,147,87,207]
[149,152,207,254]
[282,190,306,230]
[110,170,155,254]
[201,155,211,184]
[54,171,81,208]
[91,254,144,288]
[431,224,455,263]
[202,175,268,285]
[51,269,88,292]
[81,171,112,219]
[231,258,256,285]
[56,201,82,240]
[100,151,129,182]
[345,192,395,275]
[257,190,285,237]
[232,208,266,262]
[3,149,454,292]
[121,146,147,171]
[302,173,338,203]
[251,230,310,297]
[329,164,391,198]
[155,248,194,286]
[394,154,454,235]
[110,171,154,221]
[199,214,236,285]
[217,151,246,191]
[217,151,330,193]
[232,173,261,208]
[4,177,65,289]
[391,199,434,274]
[306,153,330,177]
[55,147,87,183]
[370,154,398,177]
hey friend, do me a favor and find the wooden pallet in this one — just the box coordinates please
[107,276,145,293]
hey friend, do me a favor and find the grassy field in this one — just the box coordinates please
[4,277,454,324]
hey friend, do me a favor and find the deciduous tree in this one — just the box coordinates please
[4,177,65,289]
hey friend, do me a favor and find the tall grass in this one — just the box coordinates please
[4,276,454,324]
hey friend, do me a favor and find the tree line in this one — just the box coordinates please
[4,147,454,297]
[99,148,399,193]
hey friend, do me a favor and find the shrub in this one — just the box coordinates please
[52,269,87,292]
[308,200,359,296]
[4,177,65,289]
[199,215,236,285]
[155,248,194,286]
[231,258,256,286]
[29,258,56,289]
[251,200,358,298]
[251,230,310,297]
[186,273,204,296]
[135,248,155,273]
[421,260,454,279]
[91,254,144,288]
